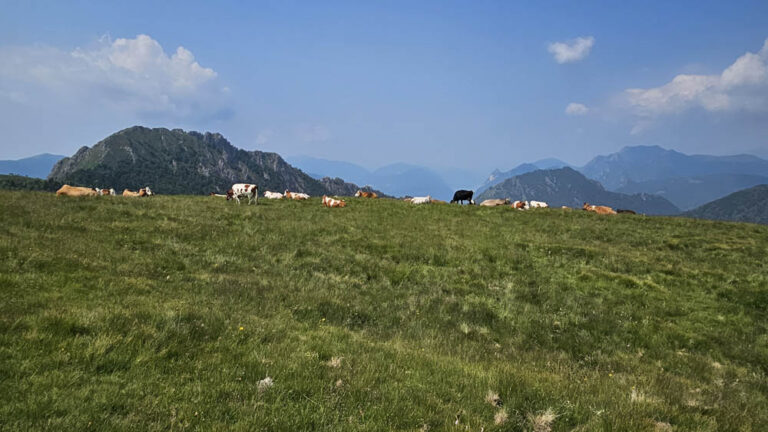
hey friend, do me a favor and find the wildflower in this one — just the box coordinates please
[257,376,274,393]
[238,326,244,331]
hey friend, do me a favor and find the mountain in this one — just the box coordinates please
[684,184,768,225]
[286,156,456,200]
[476,158,570,196]
[580,145,768,191]
[48,126,377,196]
[617,173,768,211]
[477,167,679,215]
[0,153,66,179]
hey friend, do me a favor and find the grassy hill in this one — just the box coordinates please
[1,191,767,430]
[685,184,768,225]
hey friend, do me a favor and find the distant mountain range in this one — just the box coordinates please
[477,167,680,215]
[48,126,380,196]
[685,184,768,225]
[478,145,768,211]
[286,156,483,200]
[0,153,65,179]
[579,145,768,191]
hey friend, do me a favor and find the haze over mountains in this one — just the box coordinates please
[684,185,768,225]
[0,153,65,179]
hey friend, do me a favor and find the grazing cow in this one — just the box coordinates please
[583,202,617,215]
[512,200,528,210]
[451,190,474,205]
[56,185,98,197]
[529,200,549,208]
[479,198,510,207]
[322,195,347,208]
[410,196,431,204]
[617,209,637,215]
[209,192,228,198]
[264,191,284,199]
[227,183,259,204]
[355,190,378,198]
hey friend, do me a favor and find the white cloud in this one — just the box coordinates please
[625,38,768,118]
[0,34,226,119]
[548,36,595,64]
[565,102,589,115]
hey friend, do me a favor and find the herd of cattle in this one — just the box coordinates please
[54,183,635,214]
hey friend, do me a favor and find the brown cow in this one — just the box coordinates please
[123,188,148,197]
[355,190,378,198]
[583,202,617,215]
[56,185,98,197]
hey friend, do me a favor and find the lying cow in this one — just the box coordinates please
[227,183,259,205]
[583,202,616,215]
[479,198,510,207]
[56,185,98,197]
[264,191,283,199]
[322,195,347,208]
[123,188,149,197]
[529,200,548,208]
[209,192,228,198]
[410,196,431,205]
[512,200,528,210]
[617,209,637,215]
[451,189,474,205]
[355,190,378,198]
[284,190,310,200]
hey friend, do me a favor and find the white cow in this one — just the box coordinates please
[228,183,259,205]
[264,191,283,199]
[410,196,431,205]
[529,200,548,208]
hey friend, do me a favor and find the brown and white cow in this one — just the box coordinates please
[56,185,98,197]
[123,188,150,197]
[355,190,378,198]
[284,190,309,200]
[227,184,259,205]
[322,195,347,208]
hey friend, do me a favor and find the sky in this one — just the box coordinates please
[1,0,768,175]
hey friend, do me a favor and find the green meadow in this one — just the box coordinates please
[1,191,766,431]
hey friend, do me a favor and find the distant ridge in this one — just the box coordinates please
[0,153,66,179]
[477,167,679,215]
[684,184,768,225]
[48,126,380,196]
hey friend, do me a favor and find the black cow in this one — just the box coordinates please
[616,209,637,214]
[451,189,474,205]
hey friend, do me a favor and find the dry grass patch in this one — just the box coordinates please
[528,408,557,432]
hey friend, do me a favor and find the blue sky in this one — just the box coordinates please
[1,0,768,174]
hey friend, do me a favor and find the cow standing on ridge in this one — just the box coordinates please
[451,190,474,205]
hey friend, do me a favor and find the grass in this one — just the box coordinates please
[1,191,767,431]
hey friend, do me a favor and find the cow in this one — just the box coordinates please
[209,192,228,198]
[56,185,98,197]
[122,188,149,197]
[227,184,259,205]
[529,200,549,208]
[322,195,347,208]
[617,209,637,215]
[479,198,510,207]
[355,190,378,198]
[451,190,474,205]
[284,190,309,200]
[512,200,528,210]
[264,191,284,199]
[431,199,448,204]
[583,202,617,215]
[410,196,431,205]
